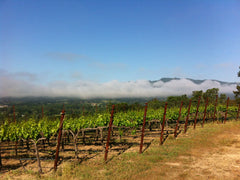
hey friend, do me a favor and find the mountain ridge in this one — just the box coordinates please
[150,77,237,85]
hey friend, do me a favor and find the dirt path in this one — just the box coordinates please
[186,138,240,179]
[140,130,240,180]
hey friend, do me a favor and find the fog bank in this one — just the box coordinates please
[0,75,237,98]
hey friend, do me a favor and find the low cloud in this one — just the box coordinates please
[0,71,237,98]
[0,69,38,81]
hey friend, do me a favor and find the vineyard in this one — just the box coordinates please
[0,96,240,175]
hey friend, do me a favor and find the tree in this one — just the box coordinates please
[115,103,129,112]
[148,98,163,109]
[233,66,240,104]
[219,93,227,104]
[192,90,203,105]
[167,95,189,107]
[203,88,219,105]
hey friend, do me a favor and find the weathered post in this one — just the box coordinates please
[54,110,65,171]
[174,101,183,137]
[139,103,148,154]
[194,96,201,129]
[236,103,240,121]
[12,105,18,156]
[42,105,44,118]
[104,105,115,161]
[160,102,168,145]
[213,95,218,122]
[202,98,208,127]
[82,105,85,116]
[0,145,2,169]
[184,99,192,133]
[13,105,16,123]
[224,97,230,124]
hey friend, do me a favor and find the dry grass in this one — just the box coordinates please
[1,120,240,179]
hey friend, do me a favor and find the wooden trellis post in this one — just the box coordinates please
[184,99,192,133]
[236,104,240,121]
[139,103,148,154]
[104,105,115,161]
[194,96,201,129]
[160,102,168,145]
[202,98,208,128]
[213,95,218,122]
[54,110,65,171]
[174,101,183,137]
[224,97,229,124]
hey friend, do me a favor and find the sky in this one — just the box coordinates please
[0,0,240,98]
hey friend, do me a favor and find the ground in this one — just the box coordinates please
[1,120,240,179]
[138,134,240,180]
[135,122,240,180]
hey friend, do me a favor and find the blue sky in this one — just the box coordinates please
[0,1,240,97]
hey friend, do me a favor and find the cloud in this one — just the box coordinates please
[0,70,237,98]
[14,72,38,81]
[0,69,38,81]
[45,52,88,62]
[0,75,48,97]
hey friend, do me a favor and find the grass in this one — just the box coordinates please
[2,120,240,179]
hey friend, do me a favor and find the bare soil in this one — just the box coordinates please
[1,122,240,179]
[136,125,240,180]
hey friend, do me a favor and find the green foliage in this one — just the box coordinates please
[233,66,240,103]
[203,88,219,105]
[0,101,239,144]
[192,91,203,101]
[20,119,41,140]
[148,99,163,109]
[38,118,59,138]
[4,123,20,141]
[0,122,8,141]
[219,94,227,104]
[234,85,240,104]
[167,95,189,107]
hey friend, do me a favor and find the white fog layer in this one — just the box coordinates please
[0,74,237,98]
